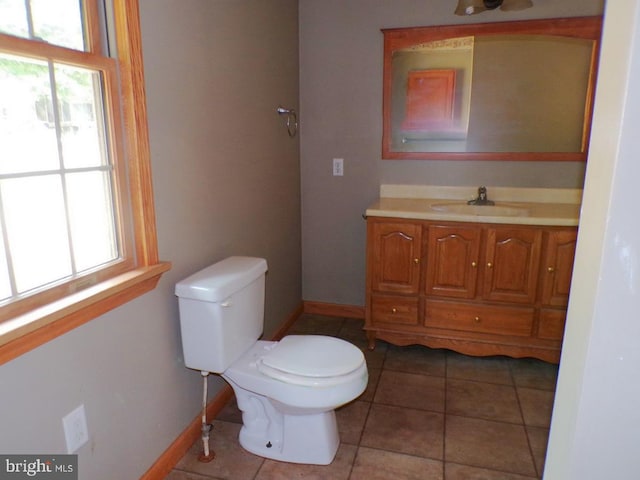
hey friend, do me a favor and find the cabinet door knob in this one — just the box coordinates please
[486,262,493,268]
[474,316,481,323]
[547,266,555,273]
[392,307,397,313]
[413,258,419,264]
[471,261,477,268]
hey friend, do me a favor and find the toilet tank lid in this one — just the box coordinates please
[175,256,268,302]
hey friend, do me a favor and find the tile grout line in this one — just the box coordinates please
[346,340,387,479]
[442,351,449,479]
[509,360,541,479]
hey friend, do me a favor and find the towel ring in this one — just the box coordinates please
[276,106,298,138]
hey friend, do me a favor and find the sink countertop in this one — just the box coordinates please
[365,185,582,226]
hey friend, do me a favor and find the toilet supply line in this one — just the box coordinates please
[198,371,215,463]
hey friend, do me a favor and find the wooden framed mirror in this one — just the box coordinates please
[382,17,602,161]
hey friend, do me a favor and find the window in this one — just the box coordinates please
[0,0,170,364]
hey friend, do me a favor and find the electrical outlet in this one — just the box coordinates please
[62,404,89,453]
[332,158,344,176]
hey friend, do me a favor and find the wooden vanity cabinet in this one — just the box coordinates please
[365,217,577,363]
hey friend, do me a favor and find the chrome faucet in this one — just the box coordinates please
[467,186,495,206]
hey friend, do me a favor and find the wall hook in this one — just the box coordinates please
[276,106,298,137]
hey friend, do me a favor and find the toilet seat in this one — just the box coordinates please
[257,335,365,387]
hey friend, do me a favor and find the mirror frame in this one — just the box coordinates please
[382,16,602,161]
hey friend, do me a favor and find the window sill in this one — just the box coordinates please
[0,261,171,366]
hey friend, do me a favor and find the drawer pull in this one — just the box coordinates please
[471,261,477,268]
[392,308,397,313]
[547,266,555,273]
[474,316,481,323]
[486,262,493,268]
[414,258,420,264]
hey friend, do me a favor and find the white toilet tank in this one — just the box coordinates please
[175,256,268,373]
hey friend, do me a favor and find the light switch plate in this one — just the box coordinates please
[333,158,344,176]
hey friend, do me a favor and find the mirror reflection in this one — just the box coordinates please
[382,17,602,161]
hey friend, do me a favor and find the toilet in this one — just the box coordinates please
[175,256,368,465]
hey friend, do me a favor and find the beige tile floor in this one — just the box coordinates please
[165,314,558,480]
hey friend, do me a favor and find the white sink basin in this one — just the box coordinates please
[430,202,530,217]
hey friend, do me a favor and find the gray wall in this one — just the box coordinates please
[299,0,605,307]
[0,1,300,478]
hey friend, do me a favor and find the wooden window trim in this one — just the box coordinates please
[0,0,171,366]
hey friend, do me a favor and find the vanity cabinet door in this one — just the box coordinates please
[368,220,422,295]
[483,227,542,304]
[540,229,577,307]
[425,224,481,299]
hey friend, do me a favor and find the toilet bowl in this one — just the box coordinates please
[223,336,367,464]
[175,256,368,465]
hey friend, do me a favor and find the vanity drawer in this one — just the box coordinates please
[371,295,419,326]
[424,300,534,336]
[538,309,566,341]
